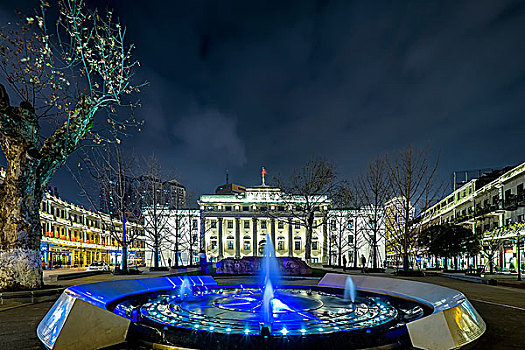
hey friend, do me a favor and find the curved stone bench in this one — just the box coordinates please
[318,273,486,349]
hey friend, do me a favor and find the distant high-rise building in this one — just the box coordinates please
[99,175,186,215]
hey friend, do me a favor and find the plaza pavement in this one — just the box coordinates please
[1,270,524,349]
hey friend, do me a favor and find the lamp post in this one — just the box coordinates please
[518,231,522,281]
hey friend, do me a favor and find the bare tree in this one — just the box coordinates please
[81,142,144,273]
[387,146,440,271]
[141,156,174,268]
[176,203,200,266]
[354,155,389,269]
[275,158,337,263]
[329,182,355,266]
[0,1,142,290]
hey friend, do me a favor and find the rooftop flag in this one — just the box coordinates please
[262,167,267,186]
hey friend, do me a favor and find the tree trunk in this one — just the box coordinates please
[403,254,409,271]
[0,164,44,290]
[121,216,128,272]
[338,234,342,267]
[0,84,96,290]
[372,229,378,270]
[0,96,45,291]
[304,212,314,263]
[153,230,159,268]
[121,244,128,271]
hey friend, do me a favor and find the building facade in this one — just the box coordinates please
[100,175,186,216]
[198,185,330,264]
[143,177,386,268]
[143,208,201,267]
[418,162,525,271]
[40,192,145,269]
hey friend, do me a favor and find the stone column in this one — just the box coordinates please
[270,218,276,247]
[218,217,223,260]
[322,217,328,265]
[235,217,241,258]
[199,213,205,252]
[252,218,258,257]
[288,217,293,257]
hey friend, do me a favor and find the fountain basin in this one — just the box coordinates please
[37,274,485,350]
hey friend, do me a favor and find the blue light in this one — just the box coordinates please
[318,327,324,332]
[225,327,232,332]
[194,324,200,329]
[366,329,371,333]
[244,328,250,334]
[280,327,289,336]
[300,328,306,334]
[209,326,215,331]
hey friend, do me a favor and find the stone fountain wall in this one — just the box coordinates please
[216,257,311,275]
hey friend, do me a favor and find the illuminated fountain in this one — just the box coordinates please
[122,235,428,348]
[343,275,355,303]
[37,235,486,350]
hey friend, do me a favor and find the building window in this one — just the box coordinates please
[278,206,285,211]
[244,241,250,250]
[278,241,285,250]
[278,221,284,229]
[261,221,267,229]
[244,221,250,229]
[227,241,234,250]
[192,219,198,229]
[294,240,301,250]
[225,206,232,211]
[348,234,354,244]
[211,221,217,229]
[227,220,233,229]
[243,206,249,212]
[211,241,217,249]
[312,241,318,250]
[295,221,300,229]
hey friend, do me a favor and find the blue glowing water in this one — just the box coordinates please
[262,279,274,324]
[260,233,281,286]
[343,276,355,303]
[260,233,281,324]
[180,276,193,299]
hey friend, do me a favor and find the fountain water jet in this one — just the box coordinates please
[262,279,274,324]
[180,276,193,299]
[260,234,280,327]
[343,276,355,303]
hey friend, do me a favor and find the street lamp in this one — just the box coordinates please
[518,230,522,281]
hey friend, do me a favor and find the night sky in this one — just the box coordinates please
[1,0,525,207]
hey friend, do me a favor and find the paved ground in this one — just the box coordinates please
[1,272,524,349]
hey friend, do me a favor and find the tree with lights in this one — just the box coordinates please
[0,0,142,290]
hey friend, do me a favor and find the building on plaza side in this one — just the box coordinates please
[143,172,386,268]
[40,192,145,268]
[418,162,525,271]
[0,168,146,268]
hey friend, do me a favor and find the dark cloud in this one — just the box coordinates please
[1,0,524,205]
